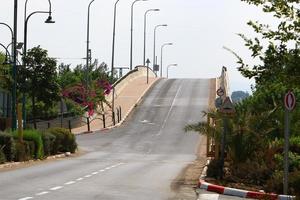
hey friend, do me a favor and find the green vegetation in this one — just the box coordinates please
[185,0,300,196]
[0,128,77,163]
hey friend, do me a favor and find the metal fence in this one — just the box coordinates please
[0,89,11,118]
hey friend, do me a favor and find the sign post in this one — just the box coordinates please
[283,91,296,195]
[146,59,150,84]
[218,96,235,179]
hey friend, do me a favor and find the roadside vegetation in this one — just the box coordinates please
[185,0,300,197]
[0,45,116,164]
[0,128,77,163]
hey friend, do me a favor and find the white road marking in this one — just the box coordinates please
[76,177,83,181]
[99,169,106,172]
[92,172,98,175]
[105,167,112,170]
[64,181,76,185]
[156,84,182,136]
[18,197,33,200]
[197,194,219,200]
[36,191,49,196]
[50,186,63,191]
[84,174,92,178]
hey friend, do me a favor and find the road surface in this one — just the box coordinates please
[0,79,225,200]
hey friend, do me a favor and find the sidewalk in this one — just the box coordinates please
[72,77,159,134]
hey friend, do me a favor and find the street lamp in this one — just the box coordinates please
[0,22,14,57]
[23,0,54,129]
[153,24,167,69]
[143,8,160,66]
[86,0,96,89]
[111,0,122,80]
[167,63,177,79]
[130,0,147,71]
[160,42,173,77]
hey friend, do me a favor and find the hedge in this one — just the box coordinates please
[47,127,77,154]
[0,132,15,161]
[0,127,77,164]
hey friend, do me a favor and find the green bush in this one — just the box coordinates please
[12,130,44,159]
[41,131,56,156]
[0,132,15,161]
[207,159,222,178]
[47,127,77,154]
[0,147,6,164]
[14,141,32,162]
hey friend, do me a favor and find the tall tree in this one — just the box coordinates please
[20,46,59,128]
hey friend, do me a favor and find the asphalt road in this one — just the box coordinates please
[0,79,211,200]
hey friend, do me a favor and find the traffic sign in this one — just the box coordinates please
[217,88,225,97]
[215,97,223,109]
[284,91,296,111]
[220,97,235,114]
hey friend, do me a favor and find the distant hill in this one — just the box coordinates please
[231,91,249,103]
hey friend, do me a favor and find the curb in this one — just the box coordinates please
[197,160,296,200]
[0,152,71,170]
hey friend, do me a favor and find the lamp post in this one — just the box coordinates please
[167,64,177,79]
[23,0,54,129]
[86,0,96,89]
[160,42,173,77]
[130,0,147,71]
[111,0,122,80]
[11,0,18,130]
[0,22,14,58]
[153,24,167,69]
[143,8,160,66]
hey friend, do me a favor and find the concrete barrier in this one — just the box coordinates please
[106,66,156,102]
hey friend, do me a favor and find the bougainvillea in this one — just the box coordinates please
[62,79,112,116]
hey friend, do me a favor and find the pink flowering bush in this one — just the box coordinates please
[62,79,112,116]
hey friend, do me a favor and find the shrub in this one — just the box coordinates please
[12,130,44,159]
[41,132,56,156]
[14,141,32,162]
[0,132,15,161]
[0,147,6,164]
[47,127,77,154]
[289,170,300,197]
[206,159,222,178]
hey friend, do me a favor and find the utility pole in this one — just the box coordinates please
[12,0,18,130]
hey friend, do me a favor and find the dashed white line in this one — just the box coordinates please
[156,84,182,136]
[36,191,49,196]
[64,181,76,185]
[18,197,33,200]
[18,163,125,200]
[50,186,63,191]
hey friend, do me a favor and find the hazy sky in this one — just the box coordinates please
[0,0,276,92]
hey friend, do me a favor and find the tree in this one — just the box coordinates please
[0,52,11,90]
[235,0,300,89]
[20,46,59,128]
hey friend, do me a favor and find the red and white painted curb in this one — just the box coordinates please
[198,180,296,200]
[198,161,295,199]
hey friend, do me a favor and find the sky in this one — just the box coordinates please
[0,0,276,93]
